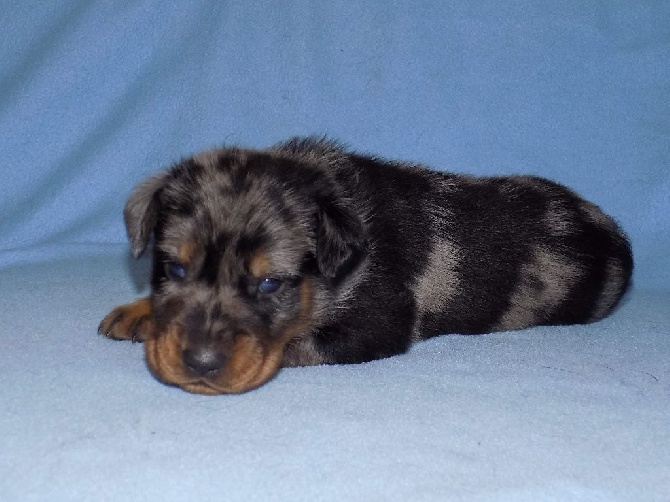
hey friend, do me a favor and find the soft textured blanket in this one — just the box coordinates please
[1,2,668,500]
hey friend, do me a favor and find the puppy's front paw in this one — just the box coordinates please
[98,297,153,343]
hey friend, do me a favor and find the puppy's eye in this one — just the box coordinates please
[257,277,282,294]
[165,261,187,281]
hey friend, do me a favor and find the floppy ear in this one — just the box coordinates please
[315,193,368,281]
[123,173,168,258]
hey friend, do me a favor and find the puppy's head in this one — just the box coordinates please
[124,148,366,394]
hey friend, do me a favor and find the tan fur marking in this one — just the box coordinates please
[295,279,313,330]
[494,247,582,331]
[282,279,324,366]
[281,280,314,342]
[178,240,197,265]
[220,336,266,388]
[144,324,199,393]
[98,297,153,342]
[249,251,271,278]
[216,336,283,393]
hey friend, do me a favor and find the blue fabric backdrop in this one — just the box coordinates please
[1,2,669,501]
[1,1,668,289]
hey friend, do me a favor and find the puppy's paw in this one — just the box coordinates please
[98,297,153,343]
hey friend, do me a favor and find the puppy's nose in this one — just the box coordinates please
[183,346,226,376]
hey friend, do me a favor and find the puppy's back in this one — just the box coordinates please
[273,137,633,337]
[407,171,632,336]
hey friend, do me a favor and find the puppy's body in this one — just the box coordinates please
[100,137,633,394]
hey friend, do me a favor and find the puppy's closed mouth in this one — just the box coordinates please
[144,325,288,394]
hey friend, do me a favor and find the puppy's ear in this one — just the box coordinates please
[315,193,367,281]
[123,173,168,258]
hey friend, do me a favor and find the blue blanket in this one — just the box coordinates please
[1,2,669,500]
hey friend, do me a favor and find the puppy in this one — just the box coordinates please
[99,137,633,394]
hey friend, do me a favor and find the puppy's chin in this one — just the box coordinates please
[144,326,286,395]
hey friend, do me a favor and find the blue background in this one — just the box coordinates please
[1,1,668,289]
[1,3,669,501]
